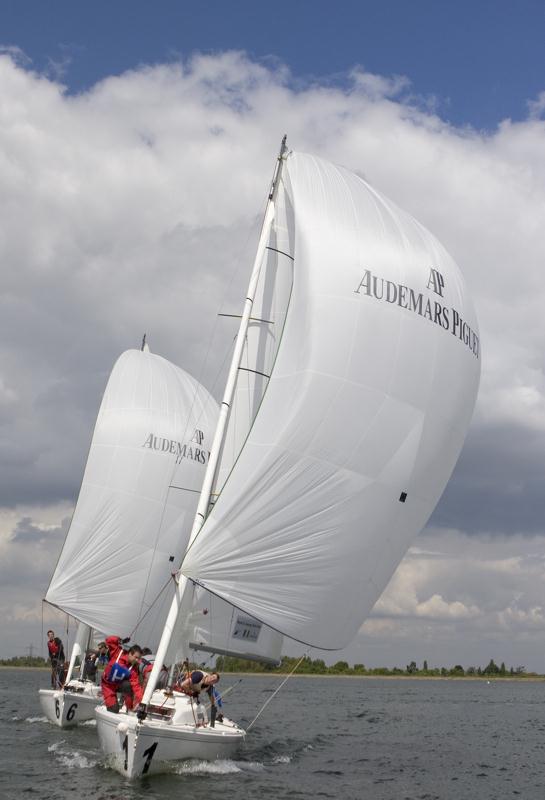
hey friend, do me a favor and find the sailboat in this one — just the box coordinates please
[96,138,480,776]
[39,346,218,726]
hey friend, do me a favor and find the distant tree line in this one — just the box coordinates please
[0,653,535,678]
[0,656,49,667]
[215,655,535,678]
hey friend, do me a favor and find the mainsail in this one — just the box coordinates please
[180,150,480,651]
[182,584,282,665]
[45,348,218,645]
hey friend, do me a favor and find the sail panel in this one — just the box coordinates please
[181,151,480,650]
[212,183,294,499]
[45,349,218,642]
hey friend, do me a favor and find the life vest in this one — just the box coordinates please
[47,639,60,658]
[104,651,131,684]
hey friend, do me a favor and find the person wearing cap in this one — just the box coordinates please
[81,641,109,683]
[178,670,220,700]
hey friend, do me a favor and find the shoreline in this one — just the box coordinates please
[220,671,545,682]
[2,666,543,682]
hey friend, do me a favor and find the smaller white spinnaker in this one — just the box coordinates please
[45,348,218,646]
[41,347,218,727]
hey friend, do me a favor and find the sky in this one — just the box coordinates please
[2,1,545,670]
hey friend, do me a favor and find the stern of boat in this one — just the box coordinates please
[39,682,101,727]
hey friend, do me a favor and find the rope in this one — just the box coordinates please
[247,651,309,731]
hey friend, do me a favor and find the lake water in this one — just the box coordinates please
[1,669,545,799]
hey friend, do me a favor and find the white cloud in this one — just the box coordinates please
[528,90,545,119]
[344,530,545,669]
[349,68,411,99]
[1,51,545,663]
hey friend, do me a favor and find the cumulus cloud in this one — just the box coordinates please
[1,50,544,662]
[351,530,545,669]
[10,515,69,544]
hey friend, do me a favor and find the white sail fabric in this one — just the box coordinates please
[180,584,282,665]
[181,151,480,650]
[46,349,218,644]
[211,184,294,501]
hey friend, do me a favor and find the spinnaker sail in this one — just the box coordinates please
[180,151,480,650]
[45,348,218,646]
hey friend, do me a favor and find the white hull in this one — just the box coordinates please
[96,692,245,778]
[39,681,102,728]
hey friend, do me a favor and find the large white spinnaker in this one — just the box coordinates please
[180,151,481,651]
[45,348,218,647]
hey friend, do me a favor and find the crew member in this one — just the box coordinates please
[178,669,220,701]
[82,641,109,683]
[46,629,65,688]
[139,650,169,692]
[101,643,143,713]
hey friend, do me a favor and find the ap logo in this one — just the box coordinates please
[427,268,445,297]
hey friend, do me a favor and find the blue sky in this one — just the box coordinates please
[3,0,545,129]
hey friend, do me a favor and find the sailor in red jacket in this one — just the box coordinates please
[101,643,143,713]
[104,635,123,662]
[46,629,65,688]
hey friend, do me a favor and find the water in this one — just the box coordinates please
[2,669,545,799]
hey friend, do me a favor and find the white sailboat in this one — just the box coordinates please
[40,346,218,727]
[96,138,480,777]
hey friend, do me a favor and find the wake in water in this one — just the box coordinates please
[48,739,98,769]
[175,759,265,776]
[25,716,48,723]
[272,755,291,764]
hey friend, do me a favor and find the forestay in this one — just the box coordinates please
[46,349,218,645]
[180,151,480,650]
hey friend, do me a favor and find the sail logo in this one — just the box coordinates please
[427,268,445,297]
[192,429,204,446]
[141,430,210,465]
[354,268,479,359]
[232,616,261,642]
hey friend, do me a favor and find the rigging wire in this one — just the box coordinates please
[41,601,45,659]
[247,650,310,731]
[128,574,176,641]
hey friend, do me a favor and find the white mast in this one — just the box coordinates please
[140,137,288,712]
[63,622,92,685]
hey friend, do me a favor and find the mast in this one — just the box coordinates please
[140,136,289,711]
[63,622,92,685]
